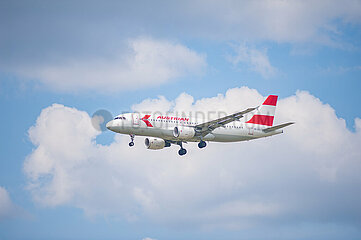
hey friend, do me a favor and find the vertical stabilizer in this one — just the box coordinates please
[246,95,278,127]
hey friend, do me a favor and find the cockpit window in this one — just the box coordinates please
[114,117,126,120]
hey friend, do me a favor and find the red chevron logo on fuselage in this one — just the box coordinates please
[141,115,153,127]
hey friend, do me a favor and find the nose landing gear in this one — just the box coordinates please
[129,134,135,147]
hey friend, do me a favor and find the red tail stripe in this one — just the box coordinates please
[246,115,274,126]
[263,95,278,106]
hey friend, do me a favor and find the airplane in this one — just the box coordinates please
[106,95,294,156]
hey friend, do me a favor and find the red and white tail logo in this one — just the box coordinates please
[246,95,278,126]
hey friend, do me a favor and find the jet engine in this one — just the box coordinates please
[173,126,196,140]
[145,137,166,150]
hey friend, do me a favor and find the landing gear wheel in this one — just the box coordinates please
[178,148,187,156]
[198,141,207,149]
[129,142,134,147]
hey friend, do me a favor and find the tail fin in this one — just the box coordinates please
[246,95,278,127]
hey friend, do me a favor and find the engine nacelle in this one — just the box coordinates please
[173,126,196,140]
[145,137,165,150]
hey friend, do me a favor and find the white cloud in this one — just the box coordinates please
[132,96,174,114]
[24,87,361,229]
[227,43,277,78]
[2,1,361,95]
[185,0,361,44]
[15,38,206,93]
[2,0,360,74]
[4,0,360,48]
[0,186,17,220]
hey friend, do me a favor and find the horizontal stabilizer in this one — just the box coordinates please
[262,122,295,133]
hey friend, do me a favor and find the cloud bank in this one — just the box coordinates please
[3,0,361,49]
[186,0,361,43]
[24,87,361,229]
[2,1,361,93]
[12,38,206,93]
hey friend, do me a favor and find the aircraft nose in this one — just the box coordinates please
[106,120,113,130]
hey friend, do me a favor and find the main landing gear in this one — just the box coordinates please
[129,134,135,147]
[176,140,206,156]
[198,140,207,149]
[177,142,187,156]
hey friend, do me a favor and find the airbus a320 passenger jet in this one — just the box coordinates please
[106,95,294,156]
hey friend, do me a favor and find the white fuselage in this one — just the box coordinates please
[106,113,282,142]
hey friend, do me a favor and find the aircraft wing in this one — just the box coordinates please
[194,107,256,135]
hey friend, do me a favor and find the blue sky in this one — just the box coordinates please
[1,1,361,239]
